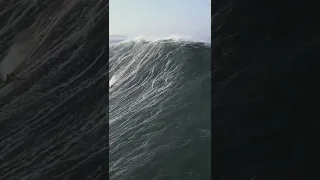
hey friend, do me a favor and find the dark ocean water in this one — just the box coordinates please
[0,1,108,179]
[109,38,211,180]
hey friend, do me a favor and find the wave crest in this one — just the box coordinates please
[110,34,211,45]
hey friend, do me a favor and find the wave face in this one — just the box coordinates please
[109,39,211,179]
[0,1,108,180]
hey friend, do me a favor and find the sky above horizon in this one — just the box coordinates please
[109,0,210,40]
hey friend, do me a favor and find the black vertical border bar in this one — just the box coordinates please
[211,0,223,179]
[211,0,320,179]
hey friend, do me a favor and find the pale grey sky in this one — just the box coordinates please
[109,0,210,40]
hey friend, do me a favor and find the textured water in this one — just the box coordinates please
[109,38,211,180]
[0,1,108,179]
[0,1,211,179]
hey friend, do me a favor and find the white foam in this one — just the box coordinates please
[111,34,211,44]
[109,75,118,87]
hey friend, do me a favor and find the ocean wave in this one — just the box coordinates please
[109,38,211,179]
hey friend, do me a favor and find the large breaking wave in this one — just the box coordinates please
[109,38,211,180]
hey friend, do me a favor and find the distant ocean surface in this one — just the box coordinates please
[109,37,211,179]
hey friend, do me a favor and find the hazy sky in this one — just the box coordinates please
[109,0,210,40]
